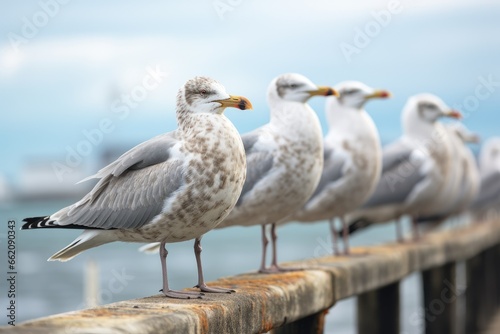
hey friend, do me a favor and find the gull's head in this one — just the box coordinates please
[268,73,337,103]
[334,81,391,109]
[178,76,252,115]
[406,94,462,124]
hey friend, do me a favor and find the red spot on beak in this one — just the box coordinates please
[448,110,462,119]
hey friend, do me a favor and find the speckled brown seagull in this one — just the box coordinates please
[21,76,252,299]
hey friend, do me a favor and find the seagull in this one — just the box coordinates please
[216,73,336,273]
[287,81,390,255]
[344,94,462,241]
[470,137,500,220]
[21,76,252,299]
[445,123,481,214]
[479,138,500,173]
[416,123,480,226]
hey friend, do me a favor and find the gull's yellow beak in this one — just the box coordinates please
[215,95,253,111]
[308,86,339,97]
[366,90,392,99]
[445,110,462,119]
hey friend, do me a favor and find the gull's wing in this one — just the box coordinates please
[381,139,414,172]
[236,129,274,206]
[23,132,184,230]
[309,143,346,198]
[79,132,179,182]
[362,140,426,208]
[471,171,500,211]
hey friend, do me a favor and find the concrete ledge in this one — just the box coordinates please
[303,220,500,301]
[4,220,500,334]
[8,271,335,334]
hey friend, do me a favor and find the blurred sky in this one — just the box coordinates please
[1,0,500,189]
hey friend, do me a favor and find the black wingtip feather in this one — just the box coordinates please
[21,216,51,229]
[22,216,113,230]
[336,219,372,238]
[416,214,446,224]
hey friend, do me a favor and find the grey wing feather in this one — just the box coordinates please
[471,171,500,211]
[310,145,345,198]
[79,131,179,182]
[236,130,274,206]
[363,145,425,208]
[381,139,413,172]
[52,132,184,229]
[59,160,184,229]
[241,129,262,152]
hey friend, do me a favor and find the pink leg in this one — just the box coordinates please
[329,218,340,256]
[194,237,234,293]
[341,216,350,255]
[258,224,270,273]
[159,241,203,299]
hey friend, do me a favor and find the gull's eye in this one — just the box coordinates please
[290,83,298,89]
[200,89,207,96]
[419,102,436,111]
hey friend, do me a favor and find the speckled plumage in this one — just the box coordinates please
[22,76,251,297]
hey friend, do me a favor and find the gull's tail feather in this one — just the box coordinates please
[49,230,115,262]
[138,242,161,254]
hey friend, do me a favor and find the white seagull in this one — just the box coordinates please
[22,77,252,299]
[470,137,500,220]
[444,123,481,215]
[287,81,390,255]
[216,73,336,272]
[344,94,462,241]
[416,123,480,225]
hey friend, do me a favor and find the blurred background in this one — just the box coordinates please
[1,0,499,332]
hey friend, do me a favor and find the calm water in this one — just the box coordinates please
[2,198,448,333]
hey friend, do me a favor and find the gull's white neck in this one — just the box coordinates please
[325,98,378,143]
[268,98,322,140]
[402,107,436,142]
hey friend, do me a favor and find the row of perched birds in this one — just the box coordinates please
[22,74,500,299]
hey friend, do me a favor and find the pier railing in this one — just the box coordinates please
[4,219,500,334]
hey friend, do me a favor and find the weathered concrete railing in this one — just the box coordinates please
[3,220,500,334]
